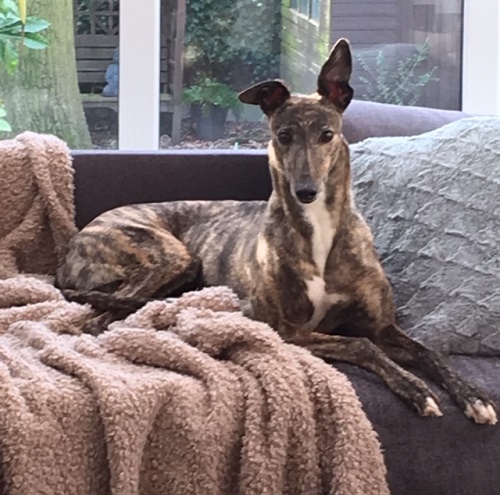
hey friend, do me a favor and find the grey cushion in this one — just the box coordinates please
[351,117,500,356]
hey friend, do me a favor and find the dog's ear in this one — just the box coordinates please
[239,80,291,116]
[317,38,353,112]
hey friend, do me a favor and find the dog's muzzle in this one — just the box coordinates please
[295,186,318,204]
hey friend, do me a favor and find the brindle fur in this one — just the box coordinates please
[57,39,497,425]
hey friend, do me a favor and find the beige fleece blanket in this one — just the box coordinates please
[0,131,77,277]
[0,132,389,495]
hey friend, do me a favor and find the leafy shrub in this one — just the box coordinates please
[185,0,281,89]
[183,77,243,115]
[355,40,439,106]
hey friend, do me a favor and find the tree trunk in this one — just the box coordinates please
[0,0,92,148]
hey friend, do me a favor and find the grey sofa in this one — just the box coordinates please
[72,100,499,495]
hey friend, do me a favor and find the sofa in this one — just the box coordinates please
[71,100,500,495]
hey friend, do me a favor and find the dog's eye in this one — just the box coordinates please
[278,131,292,145]
[320,130,334,143]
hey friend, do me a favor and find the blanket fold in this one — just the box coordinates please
[0,131,77,278]
[0,132,389,495]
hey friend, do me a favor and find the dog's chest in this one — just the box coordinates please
[303,196,334,277]
[304,276,349,330]
[302,196,348,329]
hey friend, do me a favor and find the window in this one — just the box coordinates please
[0,0,95,149]
[291,0,320,21]
[332,0,464,110]
[75,0,120,149]
[1,0,499,151]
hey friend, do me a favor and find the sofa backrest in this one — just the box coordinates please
[72,101,472,228]
[343,100,473,144]
[72,150,271,228]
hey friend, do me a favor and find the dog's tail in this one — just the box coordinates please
[60,288,162,312]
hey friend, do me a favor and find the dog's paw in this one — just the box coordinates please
[401,376,443,418]
[465,399,497,425]
[422,397,443,417]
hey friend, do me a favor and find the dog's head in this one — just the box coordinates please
[239,38,353,205]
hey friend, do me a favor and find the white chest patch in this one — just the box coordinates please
[303,192,334,277]
[301,193,349,329]
[304,276,349,330]
[255,234,269,266]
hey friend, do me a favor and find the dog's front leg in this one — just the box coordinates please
[376,324,497,425]
[292,332,443,417]
[239,297,255,319]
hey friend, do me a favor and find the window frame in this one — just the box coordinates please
[462,0,500,114]
[290,0,320,22]
[118,0,161,150]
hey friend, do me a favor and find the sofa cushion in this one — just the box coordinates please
[339,355,500,495]
[351,117,500,356]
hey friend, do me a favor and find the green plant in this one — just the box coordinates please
[356,41,439,106]
[0,0,50,132]
[185,0,280,88]
[183,77,243,116]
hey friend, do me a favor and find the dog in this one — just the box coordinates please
[57,39,497,425]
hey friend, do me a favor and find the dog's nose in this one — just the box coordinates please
[295,186,317,204]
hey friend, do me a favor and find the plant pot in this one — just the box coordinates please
[191,104,228,141]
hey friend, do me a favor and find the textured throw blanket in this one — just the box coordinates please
[0,131,77,277]
[0,132,389,495]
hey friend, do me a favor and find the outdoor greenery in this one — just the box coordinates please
[183,77,243,116]
[185,0,280,110]
[0,0,49,131]
[0,0,91,147]
[355,41,439,106]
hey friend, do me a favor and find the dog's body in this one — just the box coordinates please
[57,39,497,425]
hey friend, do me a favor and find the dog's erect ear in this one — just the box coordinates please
[317,38,353,112]
[239,80,291,116]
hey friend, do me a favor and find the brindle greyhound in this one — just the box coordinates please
[57,39,497,425]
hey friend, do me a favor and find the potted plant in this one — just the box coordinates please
[183,77,242,141]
